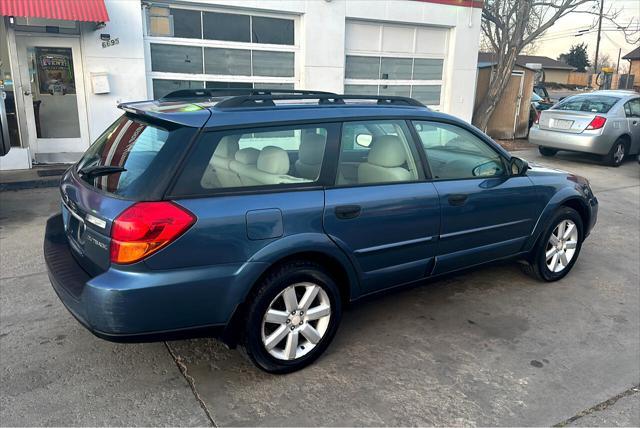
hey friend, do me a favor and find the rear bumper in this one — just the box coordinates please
[529,127,612,155]
[44,214,267,341]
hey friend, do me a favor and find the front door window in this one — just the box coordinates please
[413,121,506,179]
[27,46,81,138]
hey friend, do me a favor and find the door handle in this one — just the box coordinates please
[335,205,361,219]
[448,194,468,206]
[23,90,32,96]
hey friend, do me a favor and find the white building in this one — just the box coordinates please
[0,0,482,170]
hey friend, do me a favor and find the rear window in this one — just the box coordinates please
[171,123,336,196]
[76,115,192,199]
[553,95,619,113]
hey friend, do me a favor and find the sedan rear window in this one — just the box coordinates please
[553,95,619,113]
[76,115,190,199]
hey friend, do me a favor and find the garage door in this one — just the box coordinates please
[344,20,448,109]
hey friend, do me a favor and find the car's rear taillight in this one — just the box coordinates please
[110,202,196,264]
[586,115,607,130]
[534,111,541,124]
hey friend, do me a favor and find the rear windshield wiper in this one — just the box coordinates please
[78,165,126,178]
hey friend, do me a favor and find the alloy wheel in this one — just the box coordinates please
[613,143,625,164]
[261,282,331,361]
[545,219,579,273]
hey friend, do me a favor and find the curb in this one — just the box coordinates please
[0,178,61,192]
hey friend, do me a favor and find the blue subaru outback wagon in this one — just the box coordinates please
[45,89,598,372]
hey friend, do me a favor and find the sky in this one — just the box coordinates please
[532,0,639,71]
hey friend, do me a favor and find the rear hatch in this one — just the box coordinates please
[60,113,200,276]
[539,94,619,134]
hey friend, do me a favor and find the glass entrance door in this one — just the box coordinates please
[16,36,89,162]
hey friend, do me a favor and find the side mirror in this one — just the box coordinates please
[510,157,529,176]
[355,134,373,148]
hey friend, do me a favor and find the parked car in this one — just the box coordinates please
[44,89,598,373]
[533,84,552,103]
[529,90,640,166]
[529,92,554,129]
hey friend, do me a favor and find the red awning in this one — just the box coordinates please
[0,0,109,22]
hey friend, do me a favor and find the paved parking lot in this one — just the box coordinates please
[1,148,638,426]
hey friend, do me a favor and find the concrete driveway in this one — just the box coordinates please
[1,148,638,426]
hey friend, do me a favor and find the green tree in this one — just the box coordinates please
[558,43,591,72]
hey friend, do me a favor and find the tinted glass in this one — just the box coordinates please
[252,16,294,45]
[203,12,250,42]
[253,82,295,89]
[380,57,412,80]
[76,116,190,198]
[150,44,203,74]
[345,56,380,79]
[413,59,443,80]
[252,51,294,77]
[205,81,252,89]
[413,121,505,179]
[554,95,619,113]
[171,8,201,39]
[204,47,251,75]
[336,120,421,186]
[626,99,640,117]
[344,84,378,95]
[412,85,441,105]
[153,79,204,98]
[380,85,411,97]
[171,125,330,194]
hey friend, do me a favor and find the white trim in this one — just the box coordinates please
[0,147,31,170]
[345,51,446,60]
[142,5,301,97]
[161,2,301,21]
[344,19,449,111]
[14,35,90,158]
[144,36,298,52]
[345,78,442,86]
[149,71,295,84]
[5,24,27,150]
[346,16,454,31]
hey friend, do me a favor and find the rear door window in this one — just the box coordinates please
[624,98,640,117]
[336,120,423,186]
[553,96,619,113]
[76,115,193,199]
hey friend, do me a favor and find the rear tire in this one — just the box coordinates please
[604,138,627,167]
[538,146,558,157]
[240,260,342,373]
[522,207,583,282]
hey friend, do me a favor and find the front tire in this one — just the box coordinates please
[538,146,558,157]
[604,139,627,167]
[523,207,583,282]
[241,261,342,373]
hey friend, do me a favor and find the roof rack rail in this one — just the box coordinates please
[160,88,337,100]
[214,94,426,109]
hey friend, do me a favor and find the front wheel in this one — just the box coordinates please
[241,261,342,373]
[522,207,583,282]
[604,139,627,167]
[538,146,558,157]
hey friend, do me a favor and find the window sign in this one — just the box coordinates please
[35,47,76,95]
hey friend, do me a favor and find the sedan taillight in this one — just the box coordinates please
[110,202,196,264]
[586,115,607,130]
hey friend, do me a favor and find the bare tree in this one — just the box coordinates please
[476,0,639,132]
[475,0,594,131]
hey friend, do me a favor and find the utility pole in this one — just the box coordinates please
[616,47,621,74]
[593,0,604,73]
